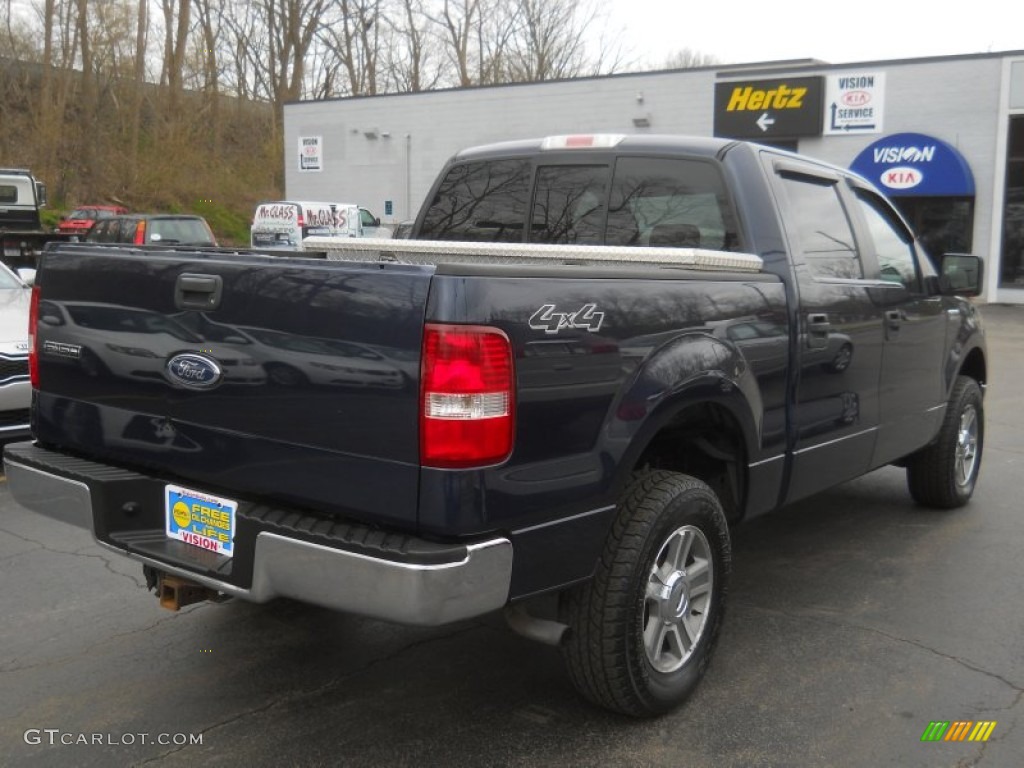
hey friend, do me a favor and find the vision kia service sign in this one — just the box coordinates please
[824,72,885,135]
[714,77,824,140]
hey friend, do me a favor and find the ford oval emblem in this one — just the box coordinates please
[167,353,223,389]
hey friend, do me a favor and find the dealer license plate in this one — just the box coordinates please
[165,484,237,557]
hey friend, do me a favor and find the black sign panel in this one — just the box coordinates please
[714,77,824,140]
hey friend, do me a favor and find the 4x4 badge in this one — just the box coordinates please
[529,303,605,335]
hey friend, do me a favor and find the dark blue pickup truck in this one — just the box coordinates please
[3,135,986,717]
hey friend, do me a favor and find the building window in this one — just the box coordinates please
[1000,116,1024,287]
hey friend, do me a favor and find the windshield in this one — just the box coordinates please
[148,218,215,245]
[0,266,25,289]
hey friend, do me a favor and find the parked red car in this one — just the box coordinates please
[57,205,129,235]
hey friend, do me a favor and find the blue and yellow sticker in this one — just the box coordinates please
[165,484,237,557]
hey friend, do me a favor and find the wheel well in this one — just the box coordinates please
[632,403,747,523]
[960,347,986,387]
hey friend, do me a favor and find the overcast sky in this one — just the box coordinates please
[602,0,1023,68]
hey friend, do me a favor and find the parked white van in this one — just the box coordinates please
[250,201,386,249]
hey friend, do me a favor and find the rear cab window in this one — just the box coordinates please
[0,185,21,204]
[418,148,740,250]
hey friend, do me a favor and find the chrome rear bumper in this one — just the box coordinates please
[4,446,513,626]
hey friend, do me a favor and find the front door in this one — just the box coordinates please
[848,186,949,466]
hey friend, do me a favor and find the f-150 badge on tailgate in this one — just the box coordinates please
[529,303,605,335]
[167,353,223,389]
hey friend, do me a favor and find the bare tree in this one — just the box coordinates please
[664,48,719,70]
[382,0,444,93]
[503,0,593,82]
[431,0,477,86]
[317,0,383,96]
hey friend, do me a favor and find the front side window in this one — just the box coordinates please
[854,189,920,291]
[0,185,18,204]
[778,173,862,279]
[419,160,531,242]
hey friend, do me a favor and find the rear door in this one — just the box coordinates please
[768,159,887,505]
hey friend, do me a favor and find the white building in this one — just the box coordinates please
[284,51,1024,303]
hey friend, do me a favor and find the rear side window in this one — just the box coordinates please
[777,173,861,279]
[419,160,531,241]
[607,157,739,250]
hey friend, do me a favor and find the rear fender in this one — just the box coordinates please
[605,332,762,496]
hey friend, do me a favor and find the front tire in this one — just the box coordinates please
[560,471,731,717]
[906,375,984,508]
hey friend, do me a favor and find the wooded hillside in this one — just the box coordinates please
[0,1,710,243]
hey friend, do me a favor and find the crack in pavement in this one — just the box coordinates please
[132,620,486,765]
[736,602,1024,693]
[958,687,1024,767]
[0,606,201,674]
[0,524,145,589]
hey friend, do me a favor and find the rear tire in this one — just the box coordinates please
[560,471,731,717]
[906,376,984,508]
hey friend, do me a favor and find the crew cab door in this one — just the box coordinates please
[846,184,948,466]
[770,161,886,505]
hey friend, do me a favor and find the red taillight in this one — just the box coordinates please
[297,213,305,228]
[28,285,40,387]
[133,221,146,245]
[420,324,514,468]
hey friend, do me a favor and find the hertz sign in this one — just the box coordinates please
[714,77,824,140]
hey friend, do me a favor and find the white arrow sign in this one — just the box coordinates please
[757,112,776,132]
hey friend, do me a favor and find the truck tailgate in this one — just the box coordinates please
[32,246,432,528]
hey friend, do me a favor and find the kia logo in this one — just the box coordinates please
[167,353,223,389]
[879,166,923,191]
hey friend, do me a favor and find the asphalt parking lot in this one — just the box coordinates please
[1,304,1022,768]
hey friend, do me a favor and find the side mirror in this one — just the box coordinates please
[938,253,983,297]
[35,182,48,207]
[372,217,381,227]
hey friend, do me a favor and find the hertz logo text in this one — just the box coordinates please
[727,85,807,111]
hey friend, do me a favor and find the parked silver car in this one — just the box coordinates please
[0,263,32,439]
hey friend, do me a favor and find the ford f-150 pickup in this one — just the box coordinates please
[3,134,986,717]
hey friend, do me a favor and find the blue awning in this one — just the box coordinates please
[850,132,975,197]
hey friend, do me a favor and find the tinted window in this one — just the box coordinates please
[854,190,920,290]
[419,160,531,242]
[360,209,376,227]
[119,218,139,242]
[88,220,113,242]
[530,165,609,244]
[607,157,738,250]
[0,185,18,204]
[779,173,861,279]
